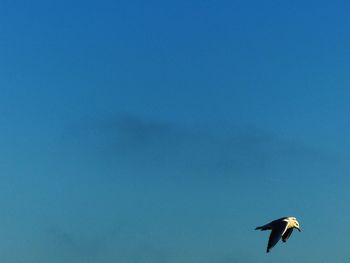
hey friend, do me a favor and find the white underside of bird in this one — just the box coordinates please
[255,216,301,253]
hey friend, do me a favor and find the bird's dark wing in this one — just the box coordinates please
[282,228,294,242]
[255,217,288,231]
[267,221,288,253]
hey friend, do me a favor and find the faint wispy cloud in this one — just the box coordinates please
[44,227,109,263]
[63,113,334,180]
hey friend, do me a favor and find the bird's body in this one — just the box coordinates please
[255,216,301,253]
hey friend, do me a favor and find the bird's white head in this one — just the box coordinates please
[288,217,301,232]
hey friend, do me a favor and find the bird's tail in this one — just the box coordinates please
[255,225,268,231]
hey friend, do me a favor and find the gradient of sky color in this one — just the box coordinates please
[1,0,350,262]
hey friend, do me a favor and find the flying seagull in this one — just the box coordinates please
[255,216,301,253]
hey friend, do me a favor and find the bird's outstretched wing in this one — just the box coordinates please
[282,228,294,242]
[267,220,288,253]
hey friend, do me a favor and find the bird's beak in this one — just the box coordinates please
[297,227,301,232]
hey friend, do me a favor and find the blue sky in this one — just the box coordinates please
[1,0,350,262]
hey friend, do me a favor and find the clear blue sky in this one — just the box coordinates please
[1,0,350,262]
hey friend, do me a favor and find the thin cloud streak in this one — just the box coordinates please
[65,113,335,181]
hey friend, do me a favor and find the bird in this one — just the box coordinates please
[255,216,301,253]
